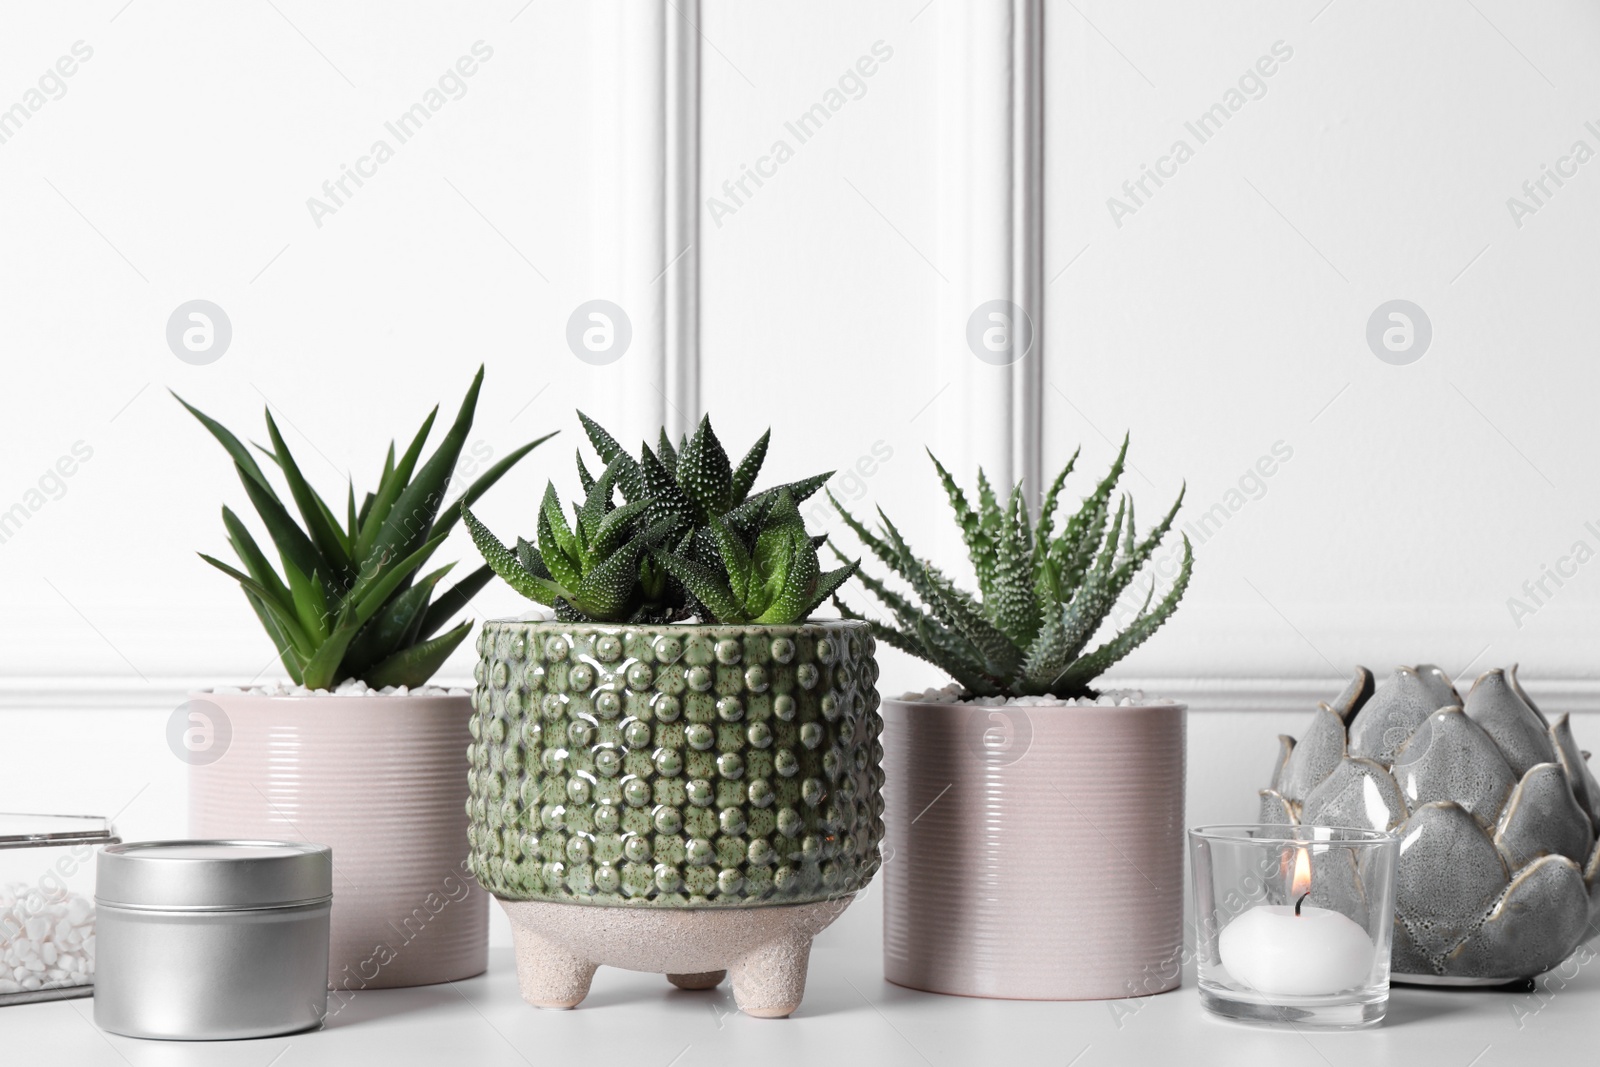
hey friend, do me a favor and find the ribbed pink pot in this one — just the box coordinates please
[187,692,487,990]
[881,698,1186,1000]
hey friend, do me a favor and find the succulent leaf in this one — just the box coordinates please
[535,488,584,592]
[708,515,755,604]
[576,449,596,494]
[344,564,452,675]
[657,429,679,477]
[198,553,313,657]
[221,506,292,609]
[988,486,1039,647]
[577,410,627,464]
[677,415,734,520]
[355,406,438,560]
[170,392,275,495]
[591,498,652,559]
[832,595,923,658]
[286,564,331,643]
[243,588,304,685]
[653,549,745,622]
[235,466,326,597]
[463,507,569,605]
[729,429,770,503]
[577,459,622,543]
[1032,448,1078,555]
[419,564,494,641]
[571,519,676,619]
[929,451,993,592]
[725,474,834,541]
[262,411,353,581]
[801,561,858,619]
[363,620,473,689]
[435,433,558,536]
[365,369,482,572]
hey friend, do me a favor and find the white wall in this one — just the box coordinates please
[9,1,1597,696]
[0,1,602,687]
[5,3,1600,948]
[1044,0,1600,683]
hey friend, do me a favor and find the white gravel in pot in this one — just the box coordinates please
[208,680,472,698]
[896,682,1177,707]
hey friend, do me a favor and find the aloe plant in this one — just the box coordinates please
[831,437,1192,699]
[464,412,852,625]
[178,367,554,689]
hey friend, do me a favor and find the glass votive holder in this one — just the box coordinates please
[1188,824,1399,1029]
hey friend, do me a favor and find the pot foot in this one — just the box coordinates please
[506,919,598,1009]
[729,933,813,1018]
[496,897,850,1016]
[667,970,726,991]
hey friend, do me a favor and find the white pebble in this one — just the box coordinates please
[212,679,464,698]
[897,684,1173,707]
[0,887,97,996]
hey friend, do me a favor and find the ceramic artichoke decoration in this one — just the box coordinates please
[1258,665,1600,983]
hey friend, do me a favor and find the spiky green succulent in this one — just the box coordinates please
[462,455,678,622]
[831,437,1192,699]
[654,489,857,624]
[178,367,553,690]
[464,412,853,625]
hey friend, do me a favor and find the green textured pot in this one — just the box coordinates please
[466,618,884,1016]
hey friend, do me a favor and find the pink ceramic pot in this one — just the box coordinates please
[187,691,487,990]
[881,698,1186,1000]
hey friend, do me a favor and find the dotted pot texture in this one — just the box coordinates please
[466,619,885,908]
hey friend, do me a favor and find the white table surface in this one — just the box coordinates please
[5,934,1595,1067]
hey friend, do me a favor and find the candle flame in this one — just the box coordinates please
[1291,845,1312,900]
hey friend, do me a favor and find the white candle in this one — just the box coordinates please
[1218,903,1375,996]
[1216,846,1376,996]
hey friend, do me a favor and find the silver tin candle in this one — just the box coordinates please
[93,840,332,1040]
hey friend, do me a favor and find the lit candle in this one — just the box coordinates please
[1217,846,1375,996]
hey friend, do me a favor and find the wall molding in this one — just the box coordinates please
[937,0,1043,502]
[589,0,700,440]
[660,0,701,439]
[14,676,1600,715]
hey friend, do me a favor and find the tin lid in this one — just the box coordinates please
[0,814,119,850]
[96,840,333,910]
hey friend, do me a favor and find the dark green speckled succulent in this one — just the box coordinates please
[461,413,856,625]
[466,618,884,907]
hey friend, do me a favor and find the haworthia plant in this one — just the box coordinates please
[831,437,1192,699]
[654,489,857,625]
[461,455,679,622]
[464,412,855,625]
[178,367,554,689]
